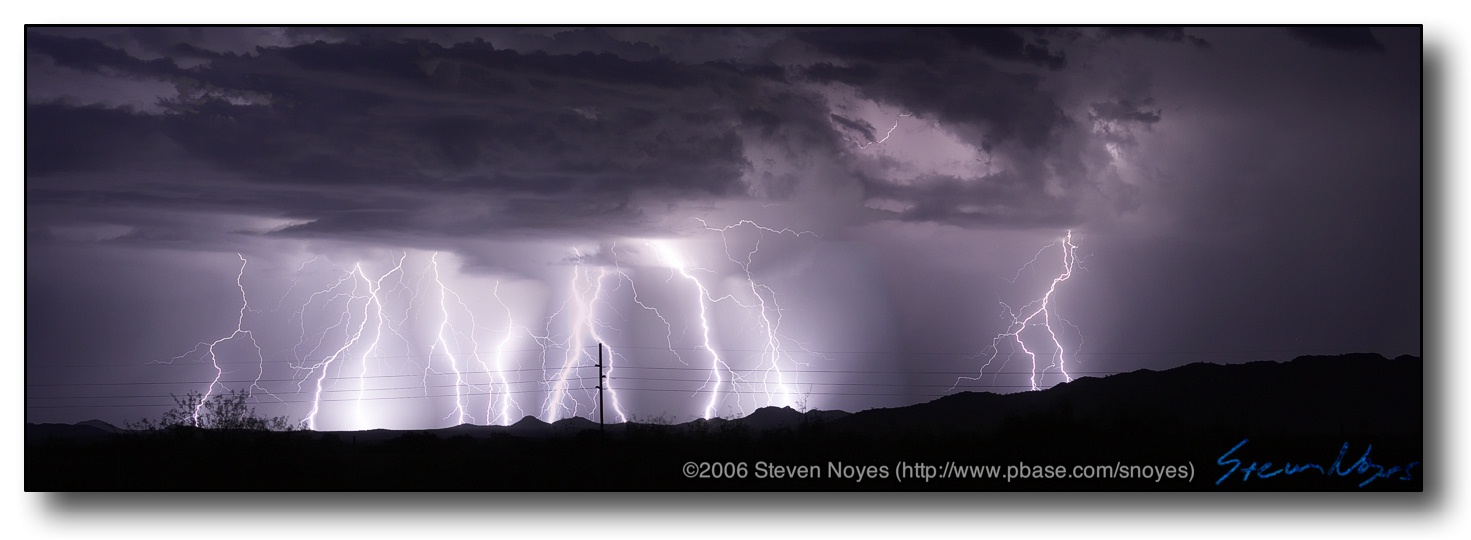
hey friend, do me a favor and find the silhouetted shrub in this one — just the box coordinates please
[126,389,294,431]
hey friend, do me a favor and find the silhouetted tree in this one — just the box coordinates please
[127,389,294,431]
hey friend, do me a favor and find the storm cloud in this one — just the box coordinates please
[26,27,1421,428]
[26,26,1216,242]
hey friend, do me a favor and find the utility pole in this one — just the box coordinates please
[597,342,605,434]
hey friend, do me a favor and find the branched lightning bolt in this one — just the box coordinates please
[159,253,265,427]
[298,255,407,430]
[609,244,686,369]
[161,223,825,429]
[581,267,629,424]
[487,281,528,426]
[542,252,599,423]
[647,240,733,420]
[540,250,635,423]
[351,254,407,428]
[267,256,320,313]
[428,252,480,426]
[956,230,1082,392]
[697,218,819,411]
[844,113,912,149]
[172,252,537,430]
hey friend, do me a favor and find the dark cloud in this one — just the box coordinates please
[1101,26,1211,49]
[864,172,1077,228]
[795,27,1068,70]
[787,29,1118,230]
[26,26,1151,240]
[22,24,1421,254]
[802,62,882,85]
[510,28,665,62]
[944,27,1067,70]
[34,26,332,57]
[828,113,878,142]
[23,27,1422,430]
[794,27,952,65]
[29,26,1405,241]
[800,53,1089,227]
[26,32,185,78]
[1090,98,1162,124]
[805,60,1067,150]
[1287,27,1388,53]
[26,103,163,176]
[25,34,848,241]
[298,27,669,62]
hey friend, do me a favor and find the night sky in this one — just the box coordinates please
[24,26,1421,430]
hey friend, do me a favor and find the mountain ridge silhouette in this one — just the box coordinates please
[27,352,1423,490]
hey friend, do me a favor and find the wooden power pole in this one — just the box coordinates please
[597,342,605,433]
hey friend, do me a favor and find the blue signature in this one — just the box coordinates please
[1215,438,1419,488]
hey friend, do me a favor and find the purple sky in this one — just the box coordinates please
[25,27,1421,429]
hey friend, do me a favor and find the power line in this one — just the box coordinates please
[604,387,961,398]
[25,376,1041,409]
[24,374,1109,396]
[29,347,596,369]
[25,384,609,410]
[27,340,1420,418]
[28,377,601,401]
[27,368,1118,388]
[609,376,1042,389]
[27,366,603,387]
[25,345,1417,369]
[599,344,1415,356]
[606,365,1123,375]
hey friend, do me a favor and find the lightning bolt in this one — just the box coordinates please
[845,113,912,149]
[287,252,508,429]
[298,255,407,430]
[488,281,528,426]
[428,252,482,426]
[697,219,819,411]
[351,254,407,428]
[157,223,822,429]
[581,267,629,424]
[609,244,686,369]
[541,261,584,422]
[647,240,732,420]
[541,252,598,423]
[956,230,1083,392]
[158,253,264,427]
[540,249,635,424]
[267,256,320,313]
